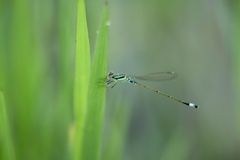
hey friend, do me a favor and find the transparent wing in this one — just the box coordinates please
[128,72,177,81]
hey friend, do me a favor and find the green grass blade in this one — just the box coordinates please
[0,90,15,160]
[103,102,131,160]
[81,4,109,160]
[73,0,91,159]
[7,1,40,159]
[233,0,240,135]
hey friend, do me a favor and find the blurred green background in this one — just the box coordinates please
[104,0,240,160]
[1,0,240,160]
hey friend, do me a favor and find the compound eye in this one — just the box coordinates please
[108,72,114,77]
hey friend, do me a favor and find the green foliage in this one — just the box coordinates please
[0,0,109,159]
[73,0,90,159]
[0,90,15,160]
[80,4,109,160]
[1,0,239,160]
[73,1,109,160]
[102,101,131,160]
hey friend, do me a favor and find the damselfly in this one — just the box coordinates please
[106,71,198,108]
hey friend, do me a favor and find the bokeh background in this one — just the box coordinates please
[102,0,240,160]
[1,0,240,160]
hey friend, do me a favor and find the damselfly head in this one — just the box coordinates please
[108,71,114,77]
